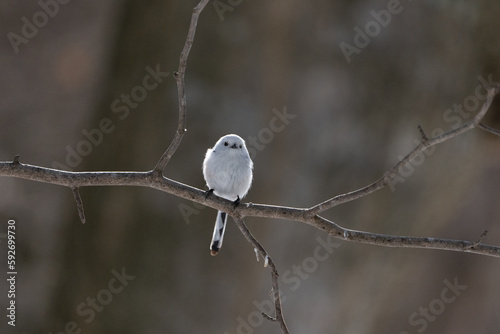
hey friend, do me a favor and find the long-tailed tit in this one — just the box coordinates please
[203,134,253,256]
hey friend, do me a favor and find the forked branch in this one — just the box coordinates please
[307,83,500,215]
[2,1,500,333]
[154,0,210,174]
[233,217,289,334]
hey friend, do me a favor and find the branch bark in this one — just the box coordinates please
[154,0,210,174]
[232,217,289,334]
[1,139,500,259]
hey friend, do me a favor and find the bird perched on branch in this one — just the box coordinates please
[203,134,253,255]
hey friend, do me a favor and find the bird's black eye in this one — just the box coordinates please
[239,144,242,148]
[224,142,228,146]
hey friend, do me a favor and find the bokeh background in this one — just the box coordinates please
[1,0,500,333]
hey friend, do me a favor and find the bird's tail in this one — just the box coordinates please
[210,210,228,256]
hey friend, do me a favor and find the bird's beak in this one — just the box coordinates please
[230,143,238,149]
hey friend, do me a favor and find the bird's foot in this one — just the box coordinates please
[204,189,214,199]
[232,196,241,208]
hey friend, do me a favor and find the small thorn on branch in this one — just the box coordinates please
[71,187,86,224]
[173,71,179,78]
[417,125,429,142]
[466,230,488,250]
[12,155,20,165]
[262,312,277,322]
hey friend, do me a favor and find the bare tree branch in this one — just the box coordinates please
[154,0,210,174]
[1,154,500,259]
[307,84,500,215]
[232,216,290,334]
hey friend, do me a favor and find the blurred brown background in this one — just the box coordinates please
[1,0,500,333]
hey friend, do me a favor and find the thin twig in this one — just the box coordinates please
[479,123,500,137]
[232,216,290,334]
[154,0,210,174]
[71,186,86,224]
[307,84,500,215]
[466,230,488,250]
[417,124,428,141]
[336,219,498,256]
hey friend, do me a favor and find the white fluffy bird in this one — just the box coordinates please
[203,134,253,256]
